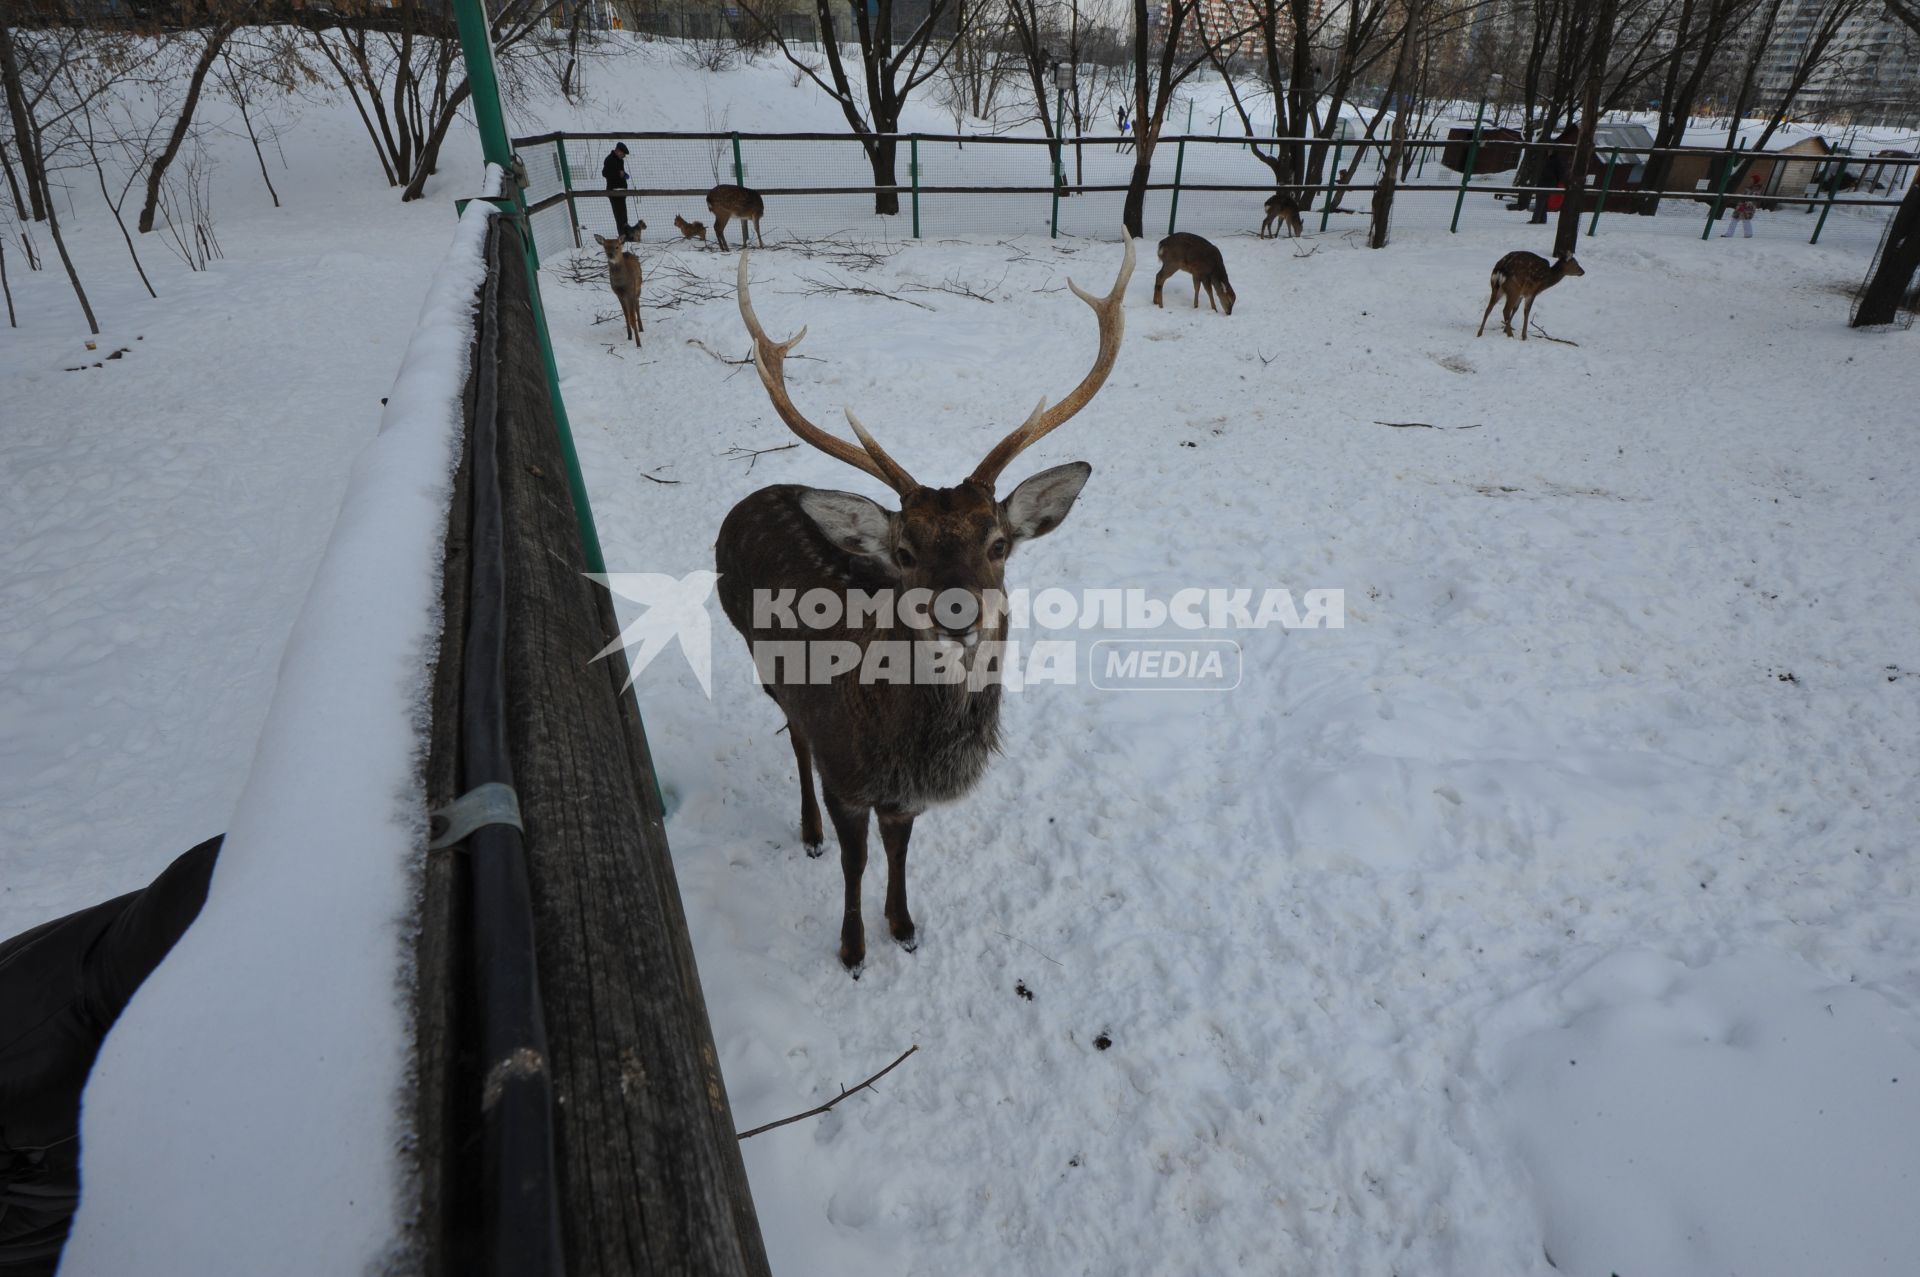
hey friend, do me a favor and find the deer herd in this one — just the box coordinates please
[584,180,1588,968]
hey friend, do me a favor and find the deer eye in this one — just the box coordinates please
[895,545,917,569]
[987,537,1009,561]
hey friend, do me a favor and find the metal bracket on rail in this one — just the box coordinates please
[428,782,524,850]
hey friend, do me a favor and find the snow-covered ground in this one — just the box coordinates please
[5,33,1919,1277]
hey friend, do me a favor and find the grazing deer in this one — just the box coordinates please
[705,183,765,252]
[1476,249,1585,340]
[673,213,708,246]
[595,232,644,346]
[1154,233,1235,315]
[1260,192,1304,239]
[716,239,1135,970]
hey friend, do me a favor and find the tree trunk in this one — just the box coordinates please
[867,134,901,215]
[400,77,471,202]
[1852,178,1920,327]
[1122,150,1156,241]
[139,21,237,234]
[0,22,46,222]
[1369,8,1421,250]
[1554,0,1615,260]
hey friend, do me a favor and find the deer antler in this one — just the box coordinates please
[969,236,1135,489]
[737,251,919,495]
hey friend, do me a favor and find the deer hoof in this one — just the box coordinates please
[890,920,918,952]
[804,841,825,859]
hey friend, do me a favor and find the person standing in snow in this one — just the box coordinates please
[603,142,634,239]
[1531,125,1578,225]
[1722,174,1762,238]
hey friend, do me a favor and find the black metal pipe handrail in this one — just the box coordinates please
[464,215,565,1277]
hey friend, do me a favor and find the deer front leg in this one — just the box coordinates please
[1153,263,1175,307]
[789,727,823,855]
[714,212,732,252]
[753,216,765,248]
[877,807,916,951]
[1193,277,1202,309]
[824,790,870,970]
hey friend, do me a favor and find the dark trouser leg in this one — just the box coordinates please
[609,187,631,237]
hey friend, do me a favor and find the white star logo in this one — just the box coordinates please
[586,570,721,697]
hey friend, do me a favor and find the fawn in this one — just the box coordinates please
[716,240,1134,970]
[1154,233,1235,315]
[705,184,765,252]
[1477,249,1585,340]
[1260,192,1304,239]
[595,232,644,346]
[673,213,708,246]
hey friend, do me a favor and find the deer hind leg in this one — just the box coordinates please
[876,806,917,950]
[1477,284,1500,337]
[823,790,871,970]
[1520,293,1535,340]
[789,727,823,855]
[1501,292,1520,337]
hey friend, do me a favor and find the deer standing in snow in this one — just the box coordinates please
[715,240,1135,970]
[705,184,765,252]
[1476,249,1585,340]
[1154,233,1235,315]
[595,231,644,346]
[1260,192,1304,239]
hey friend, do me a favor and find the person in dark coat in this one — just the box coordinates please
[602,142,633,238]
[0,837,221,1276]
[1531,125,1578,224]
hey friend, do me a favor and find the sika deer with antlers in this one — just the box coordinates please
[716,239,1135,970]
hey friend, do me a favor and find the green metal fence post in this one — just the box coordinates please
[1701,140,1742,240]
[731,131,745,187]
[1167,137,1187,235]
[554,139,581,249]
[1450,98,1487,234]
[911,134,921,239]
[1588,148,1619,235]
[452,0,606,578]
[1319,140,1344,233]
[1810,154,1844,244]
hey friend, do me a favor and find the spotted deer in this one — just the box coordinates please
[705,183,765,251]
[1260,192,1304,239]
[715,239,1135,970]
[594,232,644,346]
[673,213,708,246]
[1476,249,1585,340]
[1154,232,1235,315]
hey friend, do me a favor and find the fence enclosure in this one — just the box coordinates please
[516,129,1918,265]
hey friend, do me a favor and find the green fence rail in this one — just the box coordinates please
[512,130,1918,265]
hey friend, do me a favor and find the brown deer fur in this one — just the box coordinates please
[1154,233,1235,315]
[1260,192,1304,239]
[1476,249,1585,340]
[595,232,644,346]
[673,213,708,245]
[705,183,765,251]
[715,241,1134,969]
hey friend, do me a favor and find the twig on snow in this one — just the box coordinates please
[1527,322,1579,346]
[1374,420,1483,430]
[721,442,800,472]
[736,1045,919,1139]
[795,270,934,309]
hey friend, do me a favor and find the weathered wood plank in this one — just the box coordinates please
[491,236,770,1277]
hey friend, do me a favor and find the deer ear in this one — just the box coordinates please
[1003,462,1092,543]
[797,489,894,559]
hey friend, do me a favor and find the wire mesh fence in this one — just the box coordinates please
[514,130,1917,272]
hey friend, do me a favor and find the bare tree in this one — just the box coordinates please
[1554,0,1617,259]
[1119,0,1261,238]
[743,0,972,214]
[1852,0,1920,325]
[138,2,255,233]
